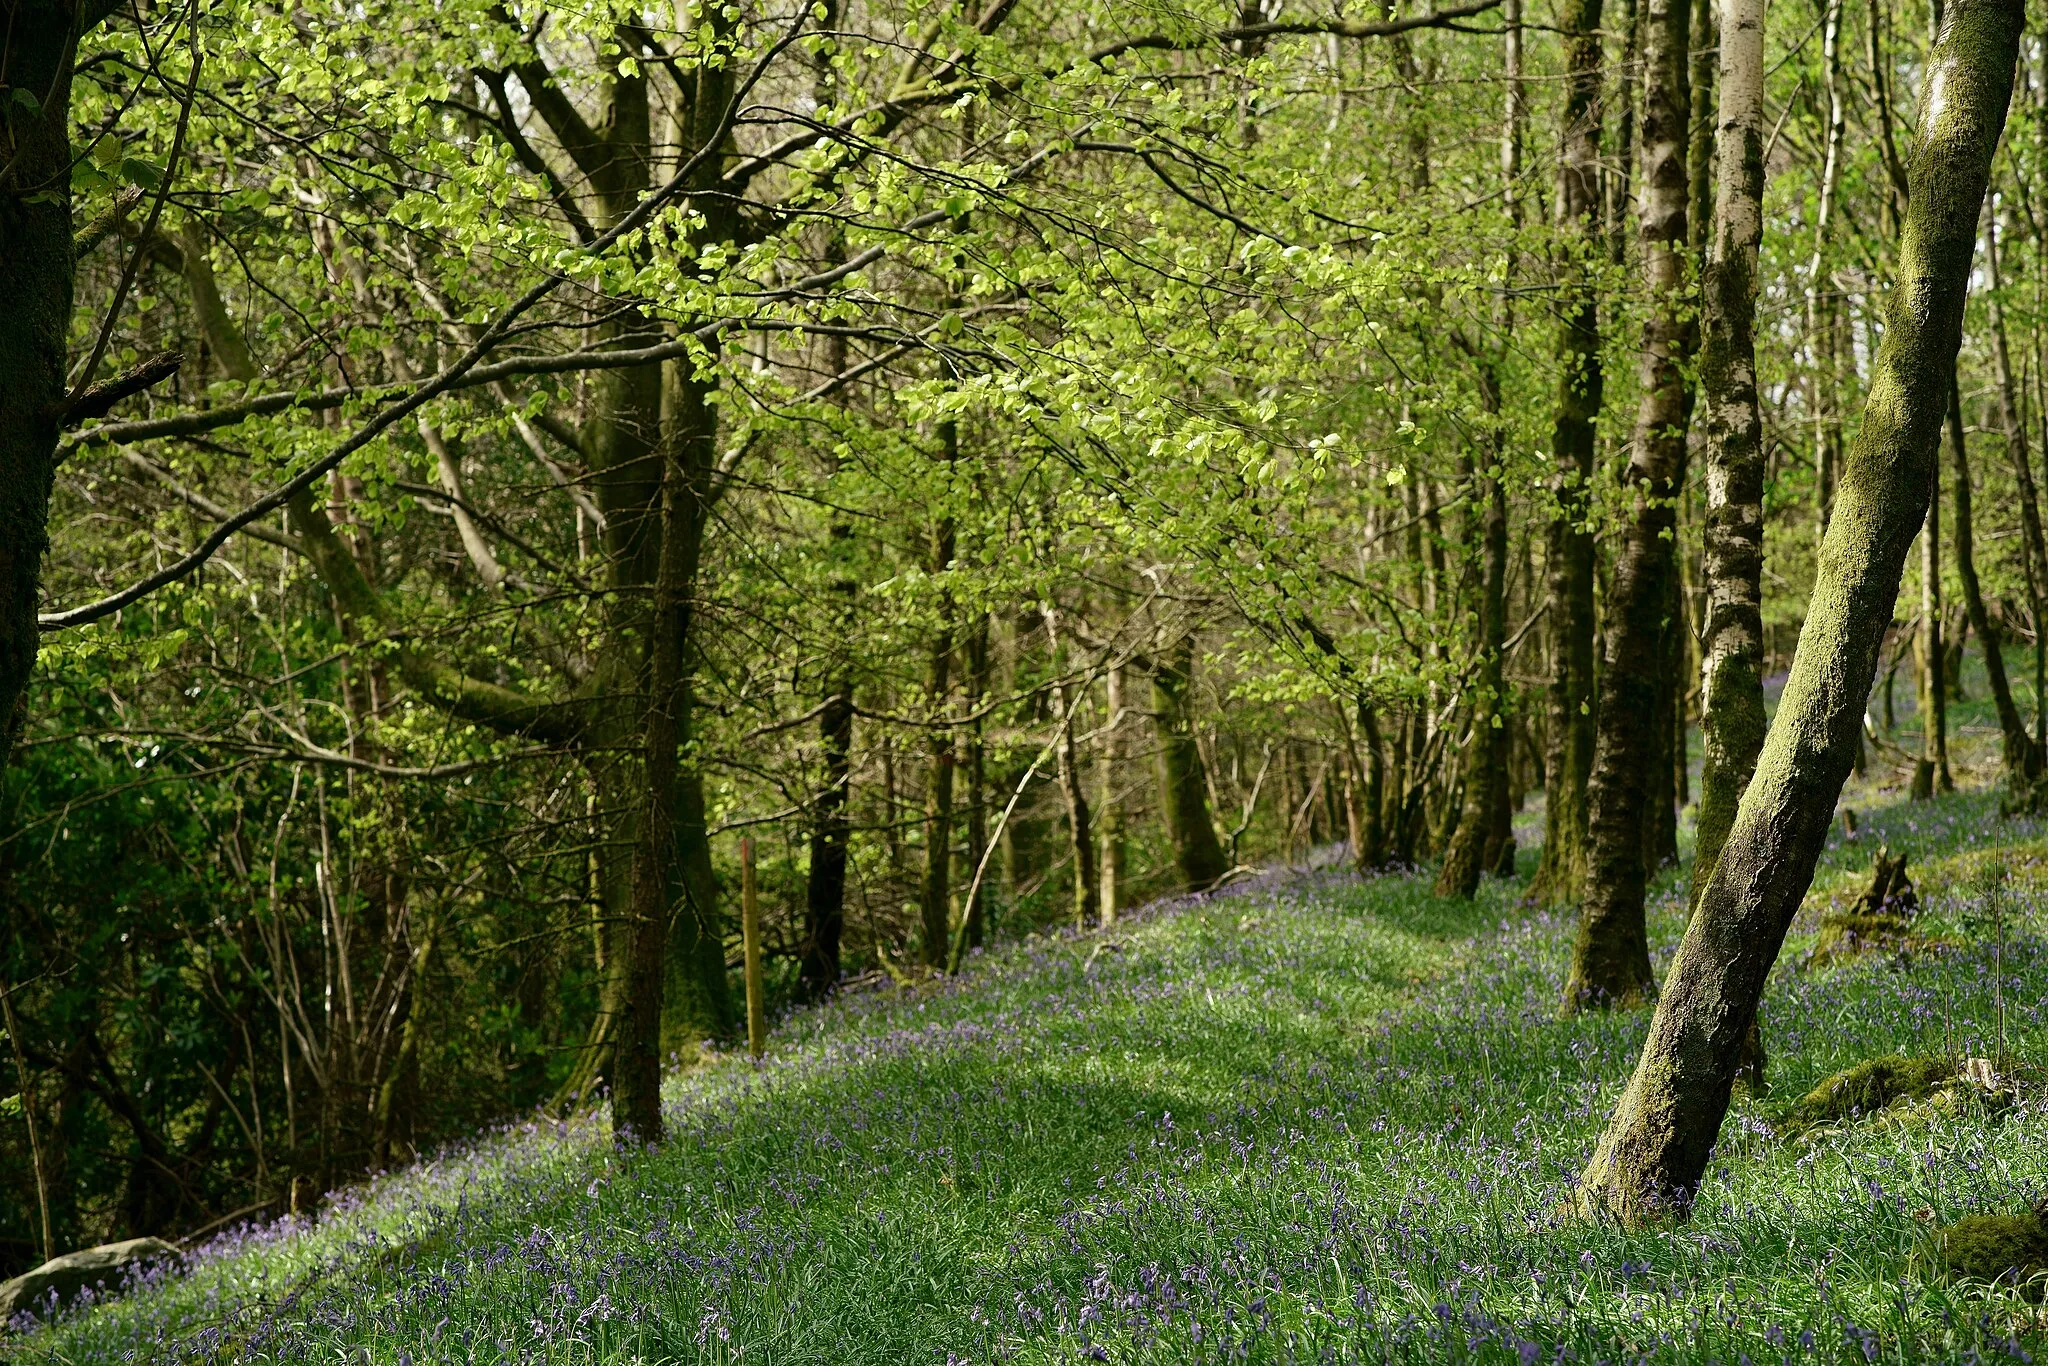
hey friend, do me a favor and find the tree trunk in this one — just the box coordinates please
[961,615,992,949]
[1809,0,1848,542]
[653,41,745,1060]
[1566,0,1695,1012]
[1642,602,1681,872]
[917,502,958,967]
[1945,608,1968,700]
[1608,0,1643,263]
[372,917,435,1168]
[1354,701,1388,869]
[1685,0,1715,264]
[1154,636,1231,891]
[1047,610,1098,927]
[1984,199,2048,753]
[1437,408,1512,898]
[0,4,92,763]
[1949,372,2038,784]
[1437,0,1521,898]
[802,314,855,999]
[802,676,853,997]
[1096,663,1127,921]
[1576,0,2020,1219]
[1532,0,1605,907]
[1690,0,1769,909]
[1913,452,1953,797]
[610,357,713,1144]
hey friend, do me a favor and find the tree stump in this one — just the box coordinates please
[1807,844,1917,967]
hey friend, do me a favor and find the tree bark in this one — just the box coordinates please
[1046,608,1098,927]
[1354,701,1388,869]
[1097,663,1128,921]
[0,4,96,763]
[1808,0,1848,541]
[1949,372,2038,784]
[917,477,958,966]
[1532,0,1605,907]
[1437,401,1512,898]
[1437,0,1521,899]
[1984,198,2048,754]
[1685,0,1716,264]
[1154,636,1231,891]
[1566,0,1695,1012]
[1913,452,1953,797]
[803,314,854,998]
[1690,0,1769,909]
[803,676,853,998]
[960,615,992,949]
[1576,0,2020,1219]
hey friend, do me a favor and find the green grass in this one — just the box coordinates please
[15,693,2048,1362]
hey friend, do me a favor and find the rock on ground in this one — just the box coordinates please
[0,1238,179,1326]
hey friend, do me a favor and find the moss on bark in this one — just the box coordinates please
[1772,1054,1956,1138]
[1942,1211,2048,1292]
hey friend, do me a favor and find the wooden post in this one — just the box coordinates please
[741,837,765,1058]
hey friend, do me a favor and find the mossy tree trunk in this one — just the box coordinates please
[802,324,855,999]
[917,432,958,966]
[1436,452,1510,898]
[1565,0,1695,1012]
[1690,0,1769,910]
[1577,0,2021,1219]
[1096,663,1127,921]
[1807,0,1848,542]
[0,3,120,763]
[278,28,742,1140]
[960,614,993,949]
[1155,636,1231,891]
[1532,0,1605,907]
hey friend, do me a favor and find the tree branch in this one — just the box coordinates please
[38,9,808,633]
[63,349,183,425]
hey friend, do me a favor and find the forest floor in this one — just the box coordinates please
[15,671,2048,1363]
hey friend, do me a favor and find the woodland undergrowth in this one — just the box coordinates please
[14,728,2048,1364]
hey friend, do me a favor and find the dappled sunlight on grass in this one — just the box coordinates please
[17,789,2048,1363]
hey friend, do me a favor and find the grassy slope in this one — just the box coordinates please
[14,665,2048,1363]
